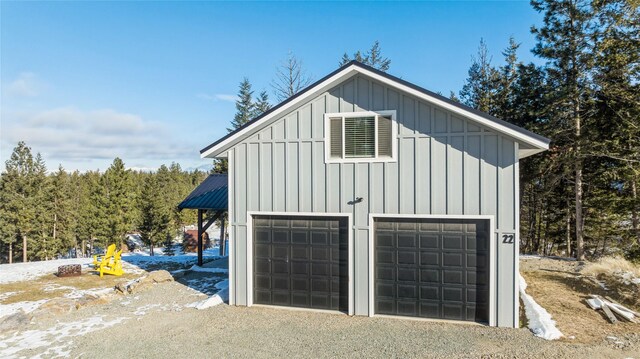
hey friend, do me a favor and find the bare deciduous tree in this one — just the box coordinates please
[271,52,313,102]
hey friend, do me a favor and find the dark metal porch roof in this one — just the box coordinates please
[178,174,228,211]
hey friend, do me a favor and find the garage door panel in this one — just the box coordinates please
[377,233,394,247]
[255,244,271,258]
[397,235,417,248]
[272,261,288,274]
[272,277,289,291]
[311,232,329,245]
[255,259,271,274]
[311,263,330,276]
[397,301,418,316]
[466,235,488,251]
[291,277,309,291]
[420,252,440,266]
[273,231,289,243]
[311,295,330,309]
[376,266,395,281]
[376,249,395,264]
[255,275,271,290]
[420,286,439,299]
[255,290,271,303]
[466,253,487,268]
[419,235,439,249]
[291,293,309,307]
[442,252,463,267]
[443,303,464,320]
[377,283,395,297]
[291,246,309,260]
[442,235,464,249]
[467,271,488,285]
[272,292,290,306]
[272,246,288,259]
[311,278,330,292]
[443,287,464,301]
[255,229,271,243]
[397,268,418,282]
[420,269,439,283]
[290,261,309,275]
[397,284,417,298]
[397,251,417,265]
[375,218,489,323]
[442,270,463,284]
[467,288,488,304]
[311,247,330,261]
[420,302,440,317]
[291,231,309,244]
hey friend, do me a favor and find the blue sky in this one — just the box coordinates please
[1,1,543,172]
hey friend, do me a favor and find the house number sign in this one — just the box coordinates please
[502,233,515,244]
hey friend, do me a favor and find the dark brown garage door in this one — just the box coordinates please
[253,215,348,312]
[374,218,489,323]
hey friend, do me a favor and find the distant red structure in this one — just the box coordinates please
[183,230,210,253]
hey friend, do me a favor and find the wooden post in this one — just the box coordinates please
[197,209,204,267]
[219,215,226,256]
[23,235,27,263]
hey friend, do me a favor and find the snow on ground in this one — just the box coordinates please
[519,274,563,340]
[0,315,126,359]
[188,264,228,274]
[0,258,93,285]
[186,279,229,310]
[0,299,49,319]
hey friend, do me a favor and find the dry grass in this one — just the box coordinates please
[520,256,640,345]
[0,271,140,304]
[582,256,640,278]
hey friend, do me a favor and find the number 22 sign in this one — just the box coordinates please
[502,234,515,244]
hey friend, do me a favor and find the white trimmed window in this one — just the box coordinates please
[325,111,397,163]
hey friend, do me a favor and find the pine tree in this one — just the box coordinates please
[591,0,640,254]
[214,79,272,174]
[531,0,597,260]
[102,158,135,248]
[459,39,499,113]
[139,175,169,256]
[0,142,44,263]
[253,90,272,117]
[271,52,313,102]
[339,41,391,71]
[228,78,255,131]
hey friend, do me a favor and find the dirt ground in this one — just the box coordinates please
[2,256,639,358]
[520,256,640,347]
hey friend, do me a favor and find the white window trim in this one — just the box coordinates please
[324,110,397,164]
[245,211,355,316]
[367,213,497,327]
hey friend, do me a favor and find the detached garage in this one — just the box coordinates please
[200,61,549,327]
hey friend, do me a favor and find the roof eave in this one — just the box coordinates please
[201,61,550,158]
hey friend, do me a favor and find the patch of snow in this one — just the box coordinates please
[519,274,563,340]
[0,258,93,284]
[188,265,228,274]
[0,315,126,358]
[519,254,576,261]
[620,272,640,286]
[0,299,49,319]
[598,281,608,290]
[63,287,113,299]
[186,280,229,310]
[134,304,162,316]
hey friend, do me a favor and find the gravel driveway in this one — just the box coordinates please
[64,281,637,359]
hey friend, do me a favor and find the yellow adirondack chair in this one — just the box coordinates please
[92,244,116,268]
[92,245,124,277]
[97,249,124,277]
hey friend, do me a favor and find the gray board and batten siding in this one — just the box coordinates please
[224,73,523,328]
